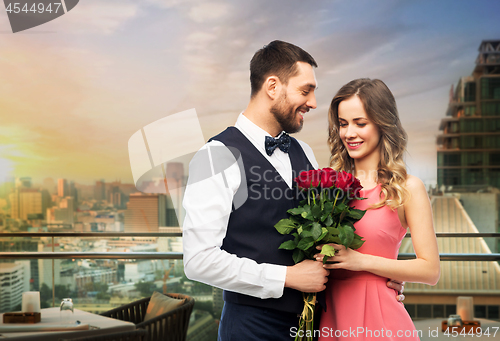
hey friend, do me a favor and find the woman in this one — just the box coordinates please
[316,78,440,340]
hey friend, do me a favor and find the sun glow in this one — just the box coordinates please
[0,156,14,183]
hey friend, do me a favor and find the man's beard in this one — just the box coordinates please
[270,91,304,134]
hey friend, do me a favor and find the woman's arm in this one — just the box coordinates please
[318,175,440,285]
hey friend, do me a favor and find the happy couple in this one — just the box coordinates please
[182,40,440,341]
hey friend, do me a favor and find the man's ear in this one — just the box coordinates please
[264,76,281,100]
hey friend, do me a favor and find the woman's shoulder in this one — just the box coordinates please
[404,174,428,199]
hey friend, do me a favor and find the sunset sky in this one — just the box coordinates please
[1,0,500,187]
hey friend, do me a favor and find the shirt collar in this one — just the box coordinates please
[235,113,285,149]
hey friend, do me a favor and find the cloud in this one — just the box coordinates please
[188,2,230,23]
[56,0,140,34]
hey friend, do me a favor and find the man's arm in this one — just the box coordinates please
[183,141,287,299]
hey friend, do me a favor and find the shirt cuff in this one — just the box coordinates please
[262,264,287,298]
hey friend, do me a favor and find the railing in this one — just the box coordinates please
[0,252,183,259]
[1,232,499,309]
[2,232,499,261]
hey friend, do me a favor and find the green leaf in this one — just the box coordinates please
[347,208,366,220]
[300,229,313,239]
[328,226,340,235]
[292,249,305,264]
[278,240,297,250]
[311,222,323,240]
[288,207,305,215]
[324,215,333,227]
[338,224,354,248]
[297,237,315,251]
[274,219,296,235]
[301,212,314,221]
[334,203,348,214]
[321,201,334,222]
[320,244,337,264]
[350,237,365,249]
[323,201,334,214]
[320,244,336,257]
[298,205,314,221]
[318,228,329,242]
[311,204,322,219]
[326,236,342,244]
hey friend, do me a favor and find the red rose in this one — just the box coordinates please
[320,168,337,188]
[335,171,363,197]
[294,169,321,189]
[350,177,363,198]
[335,171,354,191]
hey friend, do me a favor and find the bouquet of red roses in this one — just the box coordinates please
[274,168,366,341]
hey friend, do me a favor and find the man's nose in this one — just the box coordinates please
[307,93,317,109]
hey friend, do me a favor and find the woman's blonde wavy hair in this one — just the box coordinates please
[328,78,409,209]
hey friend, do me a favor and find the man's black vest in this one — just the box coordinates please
[209,127,314,313]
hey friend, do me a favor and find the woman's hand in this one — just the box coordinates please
[315,243,366,271]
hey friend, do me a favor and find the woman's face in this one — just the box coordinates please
[337,95,381,162]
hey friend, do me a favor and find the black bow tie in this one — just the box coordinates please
[265,133,291,156]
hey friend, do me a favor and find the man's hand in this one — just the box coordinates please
[387,279,405,302]
[285,260,330,292]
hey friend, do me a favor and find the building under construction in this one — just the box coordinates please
[437,40,500,189]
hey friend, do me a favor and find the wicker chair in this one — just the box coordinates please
[100,293,194,341]
[60,329,148,341]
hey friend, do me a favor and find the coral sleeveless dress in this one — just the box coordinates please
[318,184,420,340]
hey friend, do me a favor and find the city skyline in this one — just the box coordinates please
[1,0,500,186]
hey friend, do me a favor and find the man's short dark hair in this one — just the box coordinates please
[250,40,317,98]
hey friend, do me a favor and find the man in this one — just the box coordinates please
[182,41,403,340]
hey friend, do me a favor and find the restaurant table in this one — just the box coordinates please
[0,308,136,340]
[413,318,500,340]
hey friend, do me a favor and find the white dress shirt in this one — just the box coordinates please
[182,113,318,299]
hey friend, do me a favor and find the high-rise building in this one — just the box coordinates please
[0,239,39,289]
[0,262,30,313]
[47,197,74,225]
[75,269,117,292]
[69,181,78,210]
[94,180,106,201]
[15,177,32,189]
[109,185,123,208]
[38,243,61,291]
[40,189,52,220]
[42,178,56,195]
[437,40,500,188]
[58,179,68,197]
[124,193,166,232]
[166,162,185,226]
[9,189,43,220]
